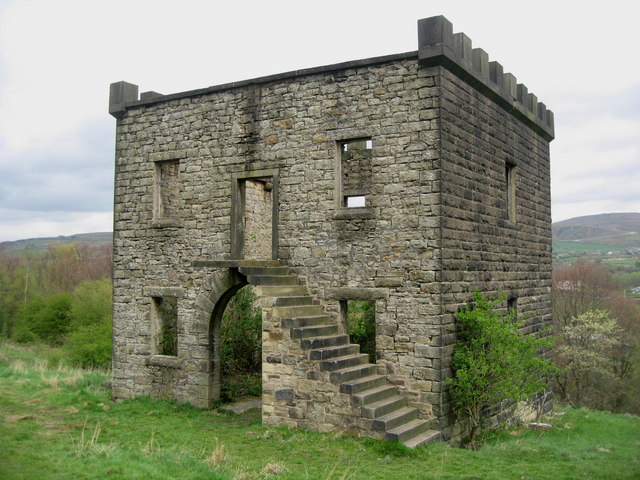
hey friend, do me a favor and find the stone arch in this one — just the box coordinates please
[193,268,248,407]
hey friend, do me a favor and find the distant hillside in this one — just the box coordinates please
[553,212,640,247]
[0,232,112,257]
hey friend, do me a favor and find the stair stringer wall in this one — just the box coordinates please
[256,287,384,438]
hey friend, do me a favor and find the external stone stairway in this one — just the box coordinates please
[237,261,441,448]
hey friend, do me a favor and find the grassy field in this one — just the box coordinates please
[1,342,639,480]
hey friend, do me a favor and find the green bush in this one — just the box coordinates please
[448,291,556,448]
[13,294,72,345]
[64,321,112,369]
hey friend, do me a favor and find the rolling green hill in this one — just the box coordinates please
[0,232,112,257]
[553,212,640,247]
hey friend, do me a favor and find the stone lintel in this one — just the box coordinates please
[333,207,376,220]
[327,287,389,300]
[146,355,184,368]
[143,286,185,298]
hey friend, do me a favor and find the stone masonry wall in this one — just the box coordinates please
[436,67,552,439]
[111,56,444,422]
[110,15,553,441]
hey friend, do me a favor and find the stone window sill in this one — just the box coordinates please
[333,207,375,220]
[151,218,182,229]
[146,355,184,368]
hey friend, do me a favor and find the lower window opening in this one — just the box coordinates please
[153,296,178,356]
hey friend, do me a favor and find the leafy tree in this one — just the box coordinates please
[554,310,625,410]
[448,291,556,448]
[12,293,72,345]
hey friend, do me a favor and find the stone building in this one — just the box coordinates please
[109,16,554,446]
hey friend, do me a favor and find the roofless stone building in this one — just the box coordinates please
[109,16,554,446]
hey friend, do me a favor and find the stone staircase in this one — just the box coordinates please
[237,261,440,448]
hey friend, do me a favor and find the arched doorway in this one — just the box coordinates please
[215,284,262,403]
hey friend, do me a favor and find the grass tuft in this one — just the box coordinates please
[260,462,285,475]
[205,439,227,468]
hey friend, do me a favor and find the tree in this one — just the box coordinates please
[448,291,556,448]
[552,260,614,326]
[554,310,625,410]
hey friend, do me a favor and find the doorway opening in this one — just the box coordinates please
[341,299,376,363]
[218,284,262,403]
[231,170,279,260]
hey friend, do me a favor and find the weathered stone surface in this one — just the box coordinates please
[110,15,552,445]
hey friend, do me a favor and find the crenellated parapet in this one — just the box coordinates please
[418,16,554,141]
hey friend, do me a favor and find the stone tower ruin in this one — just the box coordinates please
[109,16,554,446]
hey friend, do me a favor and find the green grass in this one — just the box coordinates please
[1,342,640,480]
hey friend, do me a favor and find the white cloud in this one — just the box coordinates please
[0,0,639,239]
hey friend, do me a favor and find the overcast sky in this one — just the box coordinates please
[0,0,638,242]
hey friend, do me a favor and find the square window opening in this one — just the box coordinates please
[339,138,372,208]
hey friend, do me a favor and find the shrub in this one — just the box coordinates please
[448,291,556,448]
[64,321,112,369]
[13,294,72,345]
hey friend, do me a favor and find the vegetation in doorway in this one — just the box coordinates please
[220,285,262,402]
[156,297,178,357]
[346,300,376,363]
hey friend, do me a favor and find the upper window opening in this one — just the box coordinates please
[340,138,372,208]
[155,160,180,219]
[505,161,516,223]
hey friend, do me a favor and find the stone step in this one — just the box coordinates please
[309,344,360,361]
[273,304,324,318]
[351,384,397,406]
[280,315,334,329]
[361,395,407,419]
[291,324,339,339]
[255,285,308,297]
[329,363,377,384]
[339,374,387,395]
[373,407,418,432]
[239,266,290,276]
[274,296,313,307]
[402,429,442,449]
[247,275,299,286]
[385,419,431,444]
[320,353,369,372]
[301,334,349,350]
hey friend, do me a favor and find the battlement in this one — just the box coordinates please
[418,16,554,140]
[109,15,555,141]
